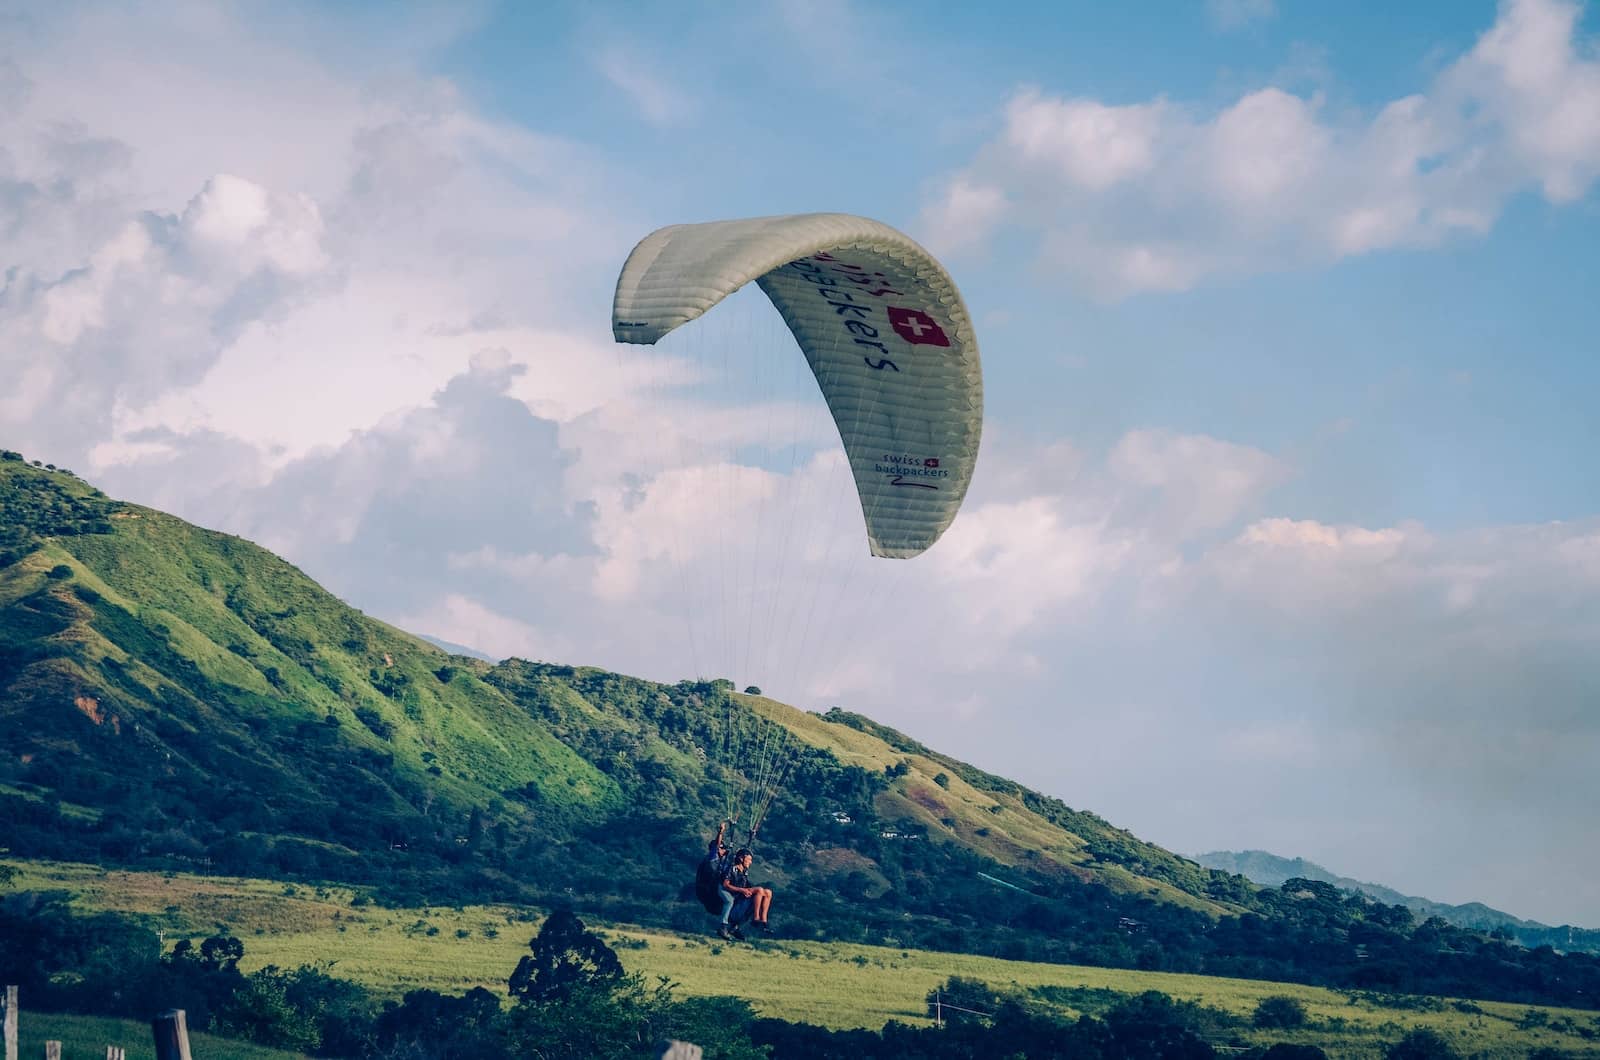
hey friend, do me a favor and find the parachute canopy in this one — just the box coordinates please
[613,213,983,559]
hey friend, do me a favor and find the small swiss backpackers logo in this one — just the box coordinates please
[887,307,950,347]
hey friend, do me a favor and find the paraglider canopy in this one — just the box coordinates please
[613,213,983,559]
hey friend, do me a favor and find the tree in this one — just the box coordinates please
[374,987,500,1058]
[927,976,999,1026]
[508,909,625,1003]
[743,685,762,695]
[933,772,950,789]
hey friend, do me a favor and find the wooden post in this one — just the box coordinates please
[935,988,942,1030]
[4,985,18,1060]
[43,1044,60,1060]
[656,1042,702,1060]
[151,1009,192,1060]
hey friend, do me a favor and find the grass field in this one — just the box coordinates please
[14,1011,303,1060]
[10,859,1600,1058]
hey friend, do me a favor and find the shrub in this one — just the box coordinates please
[1386,1028,1460,1059]
[1254,995,1309,1028]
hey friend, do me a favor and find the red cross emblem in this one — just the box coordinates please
[924,458,940,468]
[887,307,950,347]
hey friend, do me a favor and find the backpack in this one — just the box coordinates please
[694,853,727,914]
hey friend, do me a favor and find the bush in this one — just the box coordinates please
[1261,1046,1328,1059]
[1385,1028,1460,1059]
[1253,995,1308,1028]
[213,974,321,1052]
[354,707,394,741]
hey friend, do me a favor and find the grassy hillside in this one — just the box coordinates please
[12,859,1600,1059]
[0,454,1243,917]
[6,453,1600,1011]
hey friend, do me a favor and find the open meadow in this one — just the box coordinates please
[10,859,1600,1058]
[14,1012,301,1060]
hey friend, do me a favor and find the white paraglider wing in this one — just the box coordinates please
[613,213,983,559]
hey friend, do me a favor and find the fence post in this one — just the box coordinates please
[151,1010,192,1060]
[43,1044,59,1060]
[106,1048,127,1060]
[4,985,17,1060]
[656,1042,702,1060]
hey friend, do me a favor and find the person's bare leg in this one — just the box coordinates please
[755,888,772,923]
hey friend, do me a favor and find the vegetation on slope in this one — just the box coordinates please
[4,454,1600,1011]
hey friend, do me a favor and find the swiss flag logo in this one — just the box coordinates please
[924,458,940,468]
[887,307,950,347]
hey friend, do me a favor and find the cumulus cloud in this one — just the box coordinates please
[1,3,624,475]
[923,0,1600,295]
[0,173,332,456]
[104,353,597,626]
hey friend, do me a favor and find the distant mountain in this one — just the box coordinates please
[1194,850,1600,955]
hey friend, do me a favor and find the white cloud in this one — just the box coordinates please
[0,3,625,473]
[923,0,1600,296]
[593,47,694,127]
[1004,91,1167,191]
[398,593,573,664]
[1208,0,1278,31]
[1445,0,1600,202]
[1,173,335,455]
[1108,430,1290,536]
[922,178,1008,257]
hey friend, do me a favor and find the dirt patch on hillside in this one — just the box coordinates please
[907,786,948,814]
[74,695,121,734]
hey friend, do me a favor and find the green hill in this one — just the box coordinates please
[6,451,1600,1010]
[0,452,1238,927]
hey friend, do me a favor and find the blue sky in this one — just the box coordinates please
[2,0,1598,925]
